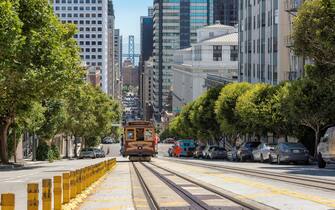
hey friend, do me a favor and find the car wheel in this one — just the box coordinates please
[317,153,326,168]
[277,155,281,165]
[260,154,264,163]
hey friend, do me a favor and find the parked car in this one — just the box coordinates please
[227,146,238,161]
[163,138,176,144]
[208,147,227,160]
[102,137,114,144]
[269,142,309,164]
[317,126,335,168]
[168,145,176,157]
[193,145,206,158]
[175,139,196,157]
[202,145,219,159]
[237,142,261,162]
[252,143,276,163]
[94,149,106,158]
[79,148,97,159]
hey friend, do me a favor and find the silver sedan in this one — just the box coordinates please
[252,143,276,162]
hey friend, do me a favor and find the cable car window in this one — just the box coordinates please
[127,129,135,141]
[136,128,144,141]
[145,129,153,141]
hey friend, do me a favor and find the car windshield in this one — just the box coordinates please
[245,142,260,148]
[282,143,305,149]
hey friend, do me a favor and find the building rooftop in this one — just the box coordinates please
[202,23,235,30]
[201,32,238,45]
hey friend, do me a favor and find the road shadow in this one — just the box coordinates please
[259,165,335,177]
[0,165,45,172]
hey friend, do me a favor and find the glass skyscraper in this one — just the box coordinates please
[153,0,213,118]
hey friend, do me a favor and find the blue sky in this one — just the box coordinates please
[113,0,153,54]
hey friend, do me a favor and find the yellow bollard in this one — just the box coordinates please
[76,170,81,194]
[84,167,88,189]
[70,171,76,199]
[54,176,62,210]
[1,193,15,210]
[42,179,52,210]
[27,183,39,210]
[62,173,70,204]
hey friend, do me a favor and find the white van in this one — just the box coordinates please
[317,126,335,168]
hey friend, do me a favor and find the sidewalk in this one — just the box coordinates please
[78,162,135,210]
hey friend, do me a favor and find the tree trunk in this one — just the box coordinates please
[65,135,69,159]
[13,127,17,163]
[32,132,37,161]
[314,128,320,159]
[0,119,12,164]
[74,136,78,158]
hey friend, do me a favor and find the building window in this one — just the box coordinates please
[79,34,84,38]
[194,45,201,61]
[98,55,102,59]
[92,20,96,24]
[230,46,238,61]
[85,34,90,38]
[91,55,96,59]
[98,62,102,66]
[85,55,90,59]
[98,48,102,52]
[92,34,96,38]
[213,45,222,61]
[79,20,84,24]
[85,48,90,52]
[86,41,90,45]
[92,48,96,52]
[98,41,102,45]
[97,27,102,31]
[92,41,96,45]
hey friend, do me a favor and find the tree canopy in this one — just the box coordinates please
[292,0,335,66]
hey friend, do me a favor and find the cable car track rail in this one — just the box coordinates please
[142,162,277,210]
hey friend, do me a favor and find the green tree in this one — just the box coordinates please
[0,0,82,163]
[284,77,335,157]
[190,87,222,142]
[292,0,335,66]
[215,83,253,139]
[236,83,275,140]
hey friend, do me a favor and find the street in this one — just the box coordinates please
[1,143,332,210]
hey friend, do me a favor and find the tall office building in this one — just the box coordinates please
[213,0,238,26]
[238,0,305,84]
[153,0,213,118]
[139,13,154,116]
[107,0,115,96]
[53,0,109,93]
[148,6,154,17]
[113,29,122,99]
